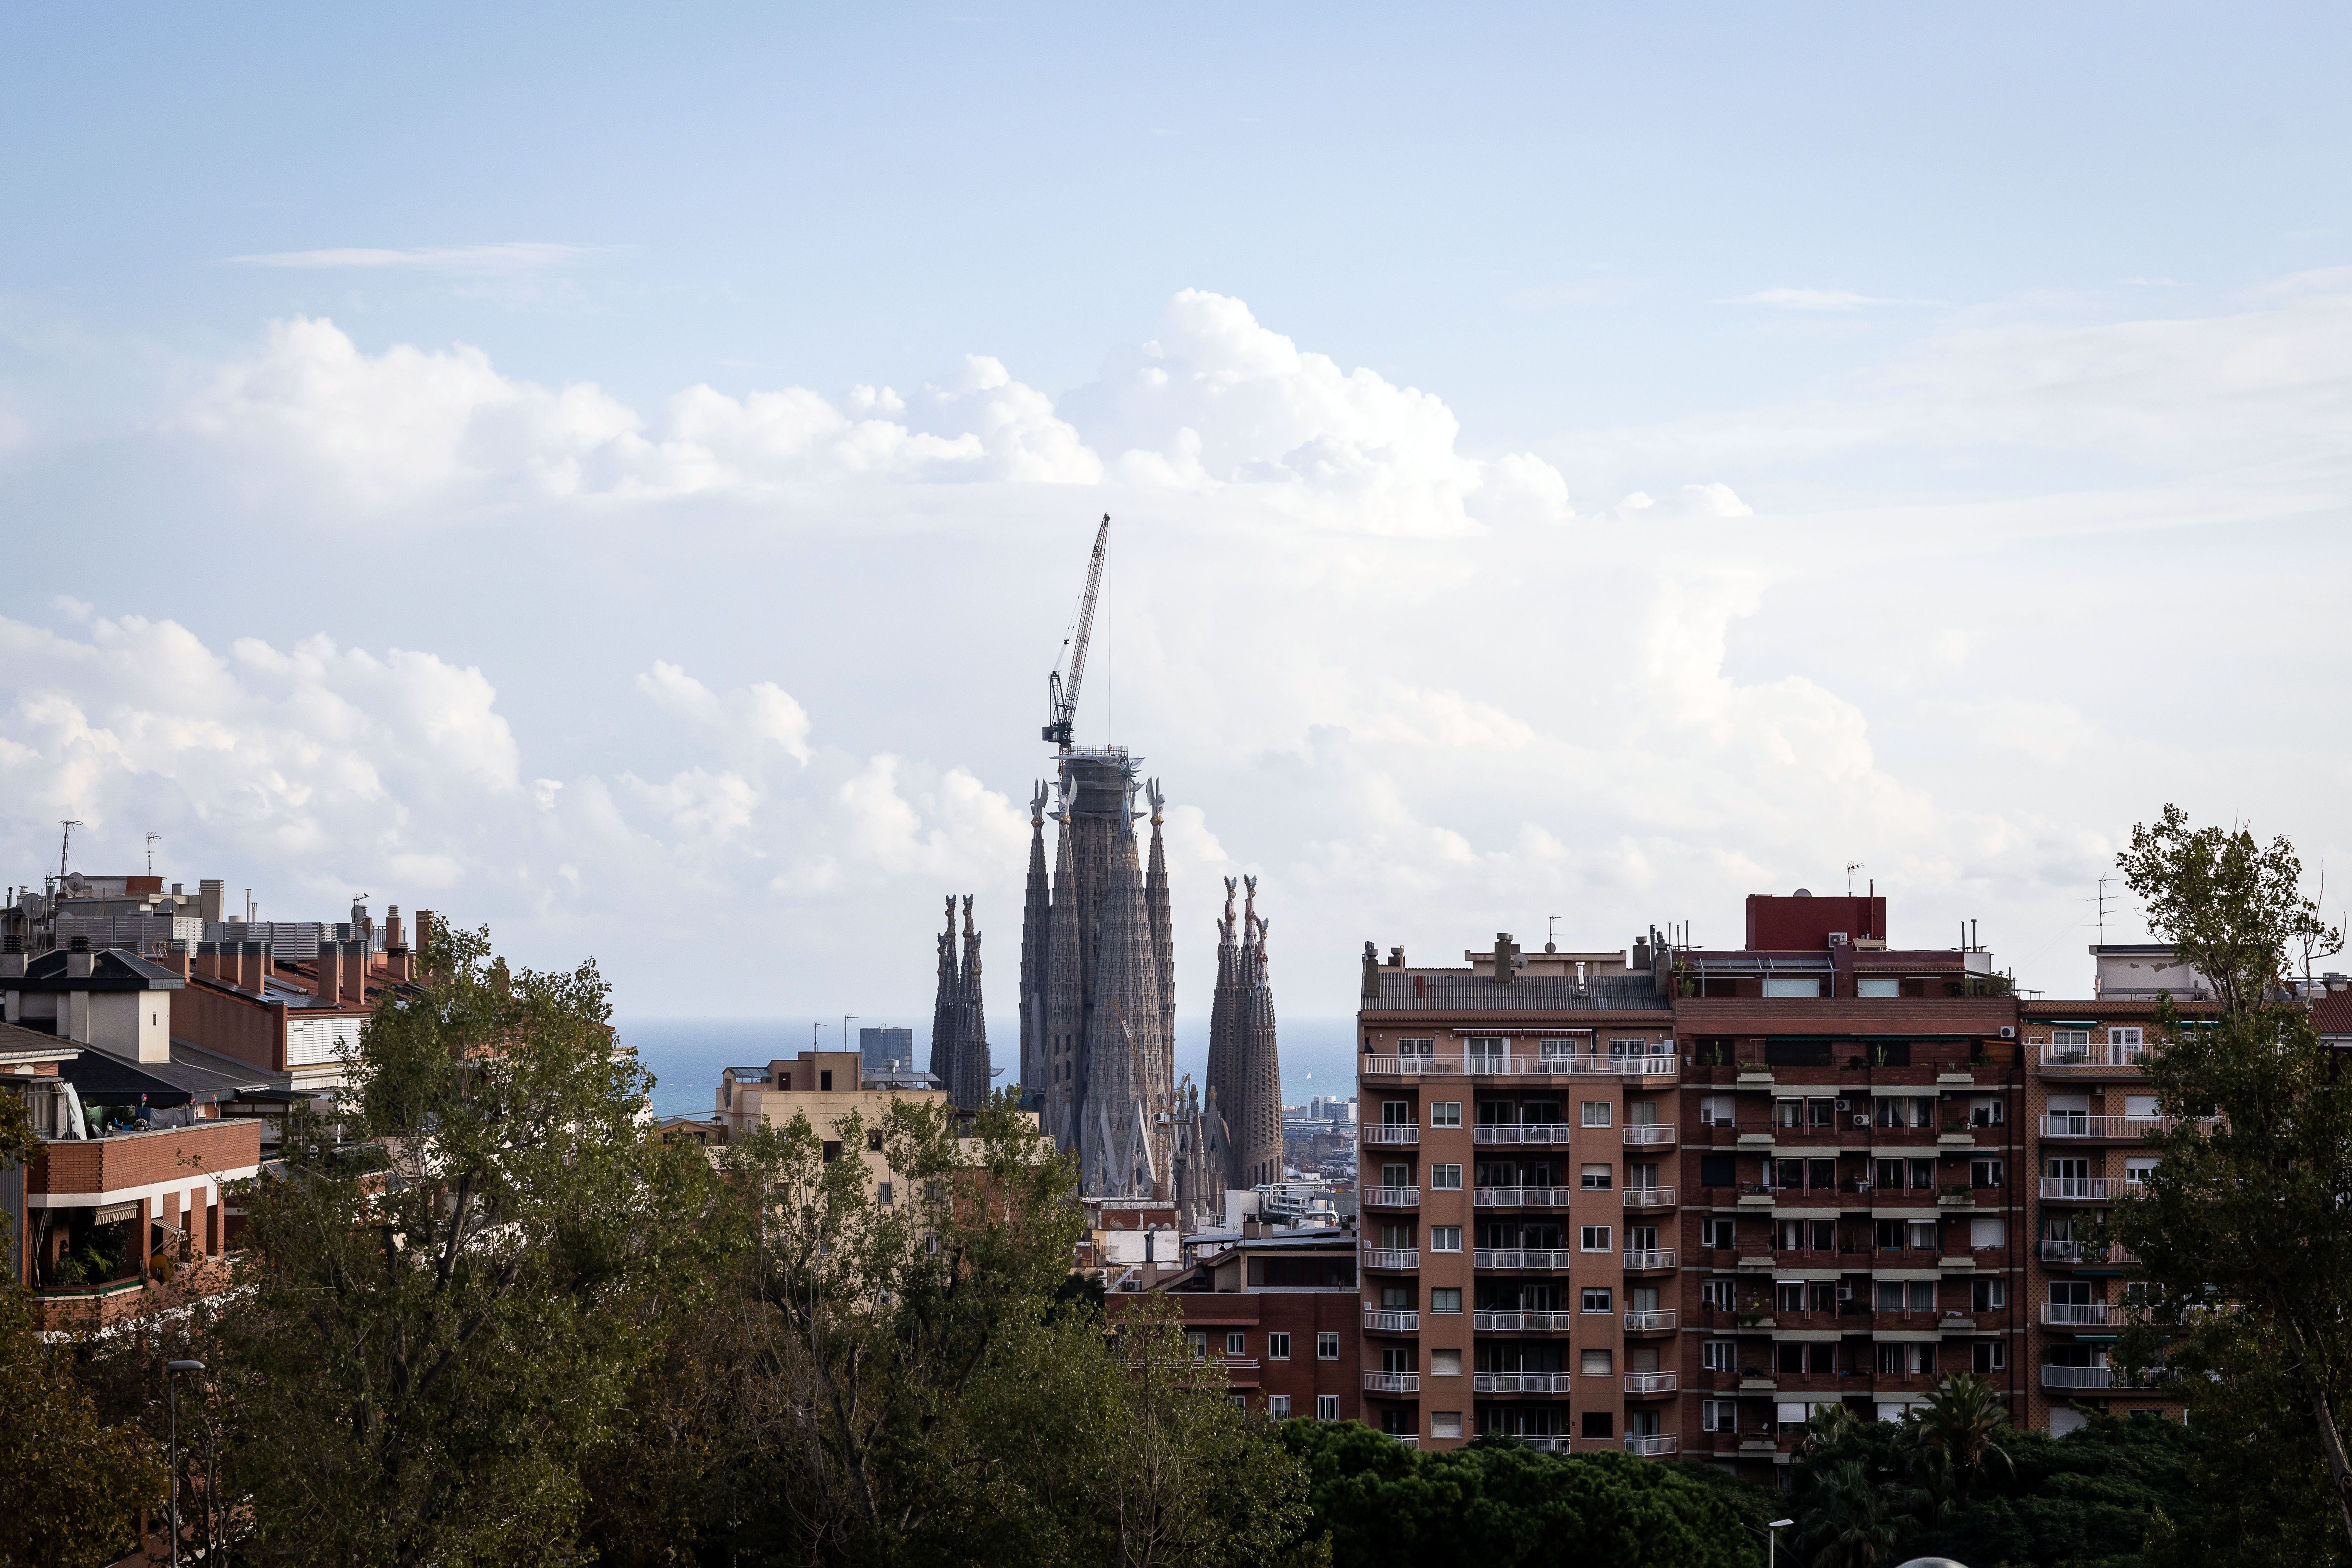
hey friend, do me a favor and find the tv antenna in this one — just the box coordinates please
[57,820,81,884]
[146,833,161,875]
[2089,874,2117,945]
[1546,913,1560,951]
[1846,861,1863,896]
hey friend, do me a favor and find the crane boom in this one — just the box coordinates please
[1043,514,1110,749]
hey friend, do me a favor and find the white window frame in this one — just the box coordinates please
[1266,1394,1291,1417]
[1429,1101,1462,1127]
[1227,1331,1247,1355]
[1428,1163,1462,1189]
[1580,1101,1612,1127]
[1429,1226,1462,1253]
[1267,1332,1291,1361]
[1428,1287,1462,1314]
[1316,1332,1340,1360]
[1316,1394,1340,1420]
[1580,1286,1613,1313]
[1579,1225,1612,1252]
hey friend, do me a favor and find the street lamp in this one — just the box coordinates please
[1767,1517,1795,1567]
[165,1359,205,1568]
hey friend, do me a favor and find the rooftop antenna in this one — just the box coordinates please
[844,1012,858,1066]
[58,820,81,883]
[1846,861,1863,896]
[1042,515,1110,751]
[1546,913,1560,953]
[2090,874,2116,946]
[145,833,161,875]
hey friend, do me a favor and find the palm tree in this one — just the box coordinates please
[1915,1371,2015,1507]
[1796,1454,1902,1568]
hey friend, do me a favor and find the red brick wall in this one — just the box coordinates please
[30,1120,262,1197]
[174,981,284,1071]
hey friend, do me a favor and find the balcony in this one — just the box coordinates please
[1623,1371,1679,1396]
[1364,1123,1421,1146]
[2042,1302,2113,1327]
[1622,1187,1675,1211]
[1474,1371,1573,1393]
[1623,1309,1677,1332]
[1474,1124,1576,1145]
[1364,1308,1421,1332]
[2040,1043,2146,1071]
[1474,1248,1575,1271]
[1507,1434,1574,1452]
[1364,1370,1421,1394]
[2038,1240,2124,1266]
[1474,1186,1576,1207]
[1473,1310,1577,1333]
[1623,1434,1679,1457]
[1363,1057,1464,1079]
[1622,1248,1678,1271]
[2041,1365,2115,1390]
[1362,1247,1420,1270]
[2041,1177,2112,1200]
[1621,1123,1676,1146]
[1363,1186,1420,1208]
[1365,1054,1675,1080]
[2042,1113,2166,1139]
[1388,1434,1421,1448]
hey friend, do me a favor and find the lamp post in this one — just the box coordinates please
[165,1359,204,1568]
[1767,1517,1794,1568]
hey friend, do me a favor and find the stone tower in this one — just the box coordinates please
[1208,876,1285,1190]
[1022,751,1178,1196]
[927,895,991,1114]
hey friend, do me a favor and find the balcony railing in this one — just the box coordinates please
[1623,1371,1678,1395]
[1623,1434,1679,1456]
[2041,1177,2111,1200]
[1623,1248,1677,1270]
[1363,1186,1420,1208]
[1474,1248,1575,1271]
[1364,1054,1675,1079]
[1473,1310,1577,1333]
[1364,1370,1421,1394]
[1388,1433,1421,1448]
[1362,1247,1420,1270]
[1622,1123,1676,1146]
[1622,1187,1675,1210]
[1474,1186,1576,1207]
[2038,1239,2124,1265]
[1474,1371,1573,1393]
[1364,1308,1421,1332]
[2042,1113,2166,1138]
[1364,1123,1421,1145]
[1474,1124,1577,1145]
[2039,1043,2146,1069]
[2042,1302,2113,1327]
[2040,1365,2114,1389]
[1623,1309,1677,1332]
[1507,1434,1573,1452]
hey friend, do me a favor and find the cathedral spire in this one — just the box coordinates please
[927,894,958,1098]
[1018,781,1051,1103]
[1143,778,1175,1112]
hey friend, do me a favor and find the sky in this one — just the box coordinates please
[3,4,2350,1038]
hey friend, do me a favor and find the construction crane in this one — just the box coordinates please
[1042,514,1110,750]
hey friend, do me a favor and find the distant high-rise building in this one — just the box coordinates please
[859,1025,915,1071]
[927,896,990,1114]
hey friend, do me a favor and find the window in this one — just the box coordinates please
[1971,1277,2007,1311]
[1580,1348,1613,1375]
[1429,1287,1462,1314]
[1763,976,1822,998]
[1380,1162,1411,1187]
[2125,1094,2161,1120]
[1580,1101,1612,1127]
[1699,1095,1736,1127]
[1267,1395,1291,1417]
[1268,1332,1292,1360]
[1809,1098,1834,1127]
[867,1130,884,1151]
[1969,1096,2005,1127]
[1700,1154,1736,1187]
[1875,1220,1907,1250]
[822,1140,843,1162]
[1972,1341,2006,1373]
[877,1182,893,1205]
[1582,1410,1614,1438]
[1381,1101,1413,1126]
[1580,1287,1613,1313]
[1316,1394,1340,1421]
[1227,1331,1247,1355]
[1429,1101,1462,1127]
[1970,1158,2004,1189]
[1579,1163,1613,1189]
[1702,1340,1736,1372]
[1429,1226,1462,1252]
[1773,1099,1804,1128]
[1702,1400,1737,1432]
[1428,1164,1463,1189]
[1467,1036,1506,1065]
[1317,1333,1340,1360]
[1431,1411,1464,1439]
[1909,1220,1938,1252]
[819,1070,834,1091]
[1188,1331,1208,1358]
[1399,1037,1435,1058]
[1701,1217,1737,1250]
[2125,1157,2159,1185]
[1856,977,1900,998]
[1775,1220,1805,1252]
[1969,1216,2006,1249]
[1875,1281,1905,1312]
[1776,1280,1804,1312]
[2110,1026,2144,1048]
[1910,1282,1937,1313]
[1701,1277,1738,1310]
[1579,1226,1612,1252]
[2051,1029,2090,1048]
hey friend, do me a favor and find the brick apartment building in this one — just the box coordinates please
[1357,891,2033,1475]
[1127,1227,1366,1423]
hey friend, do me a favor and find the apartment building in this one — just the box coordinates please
[1356,894,2030,1475]
[716,1048,954,1199]
[1124,1227,1364,1422]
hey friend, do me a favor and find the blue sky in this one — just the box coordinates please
[3,5,2349,1023]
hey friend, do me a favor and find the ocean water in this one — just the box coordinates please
[623,1013,1362,1121]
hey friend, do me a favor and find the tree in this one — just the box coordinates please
[222,923,706,1568]
[2113,806,2352,1556]
[1914,1372,2014,1508]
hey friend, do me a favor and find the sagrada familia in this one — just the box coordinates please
[926,896,990,1113]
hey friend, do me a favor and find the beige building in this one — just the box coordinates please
[715,1048,1045,1202]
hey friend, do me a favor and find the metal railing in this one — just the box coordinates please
[1364,1123,1421,1145]
[1363,1186,1421,1207]
[1474,1124,1576,1144]
[2041,1176,2111,1200]
[1364,1370,1421,1393]
[1624,1434,1679,1456]
[2040,1365,2114,1389]
[1474,1248,1575,1271]
[2042,1113,2165,1138]
[1388,1434,1421,1448]
[1362,1247,1420,1270]
[1474,1186,1577,1206]
[1364,1308,1421,1332]
[2039,1042,2146,1069]
[1473,1309,1577,1333]
[1364,1054,1675,1079]
[1623,1309,1677,1332]
[1623,1371,1678,1395]
[1623,1248,1678,1270]
[1622,1123,1676,1145]
[1474,1371,1573,1393]
[2042,1302,2113,1326]
[1623,1187,1676,1210]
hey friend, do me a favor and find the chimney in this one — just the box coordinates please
[241,939,266,993]
[66,934,94,979]
[341,939,367,1006]
[0,932,22,981]
[315,941,343,1004]
[162,940,190,980]
[1492,932,1520,983]
[198,879,224,924]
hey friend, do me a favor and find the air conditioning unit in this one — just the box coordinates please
[1999,1026,2017,1039]
[1852,1114,1871,1128]
[1834,1098,1850,1111]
